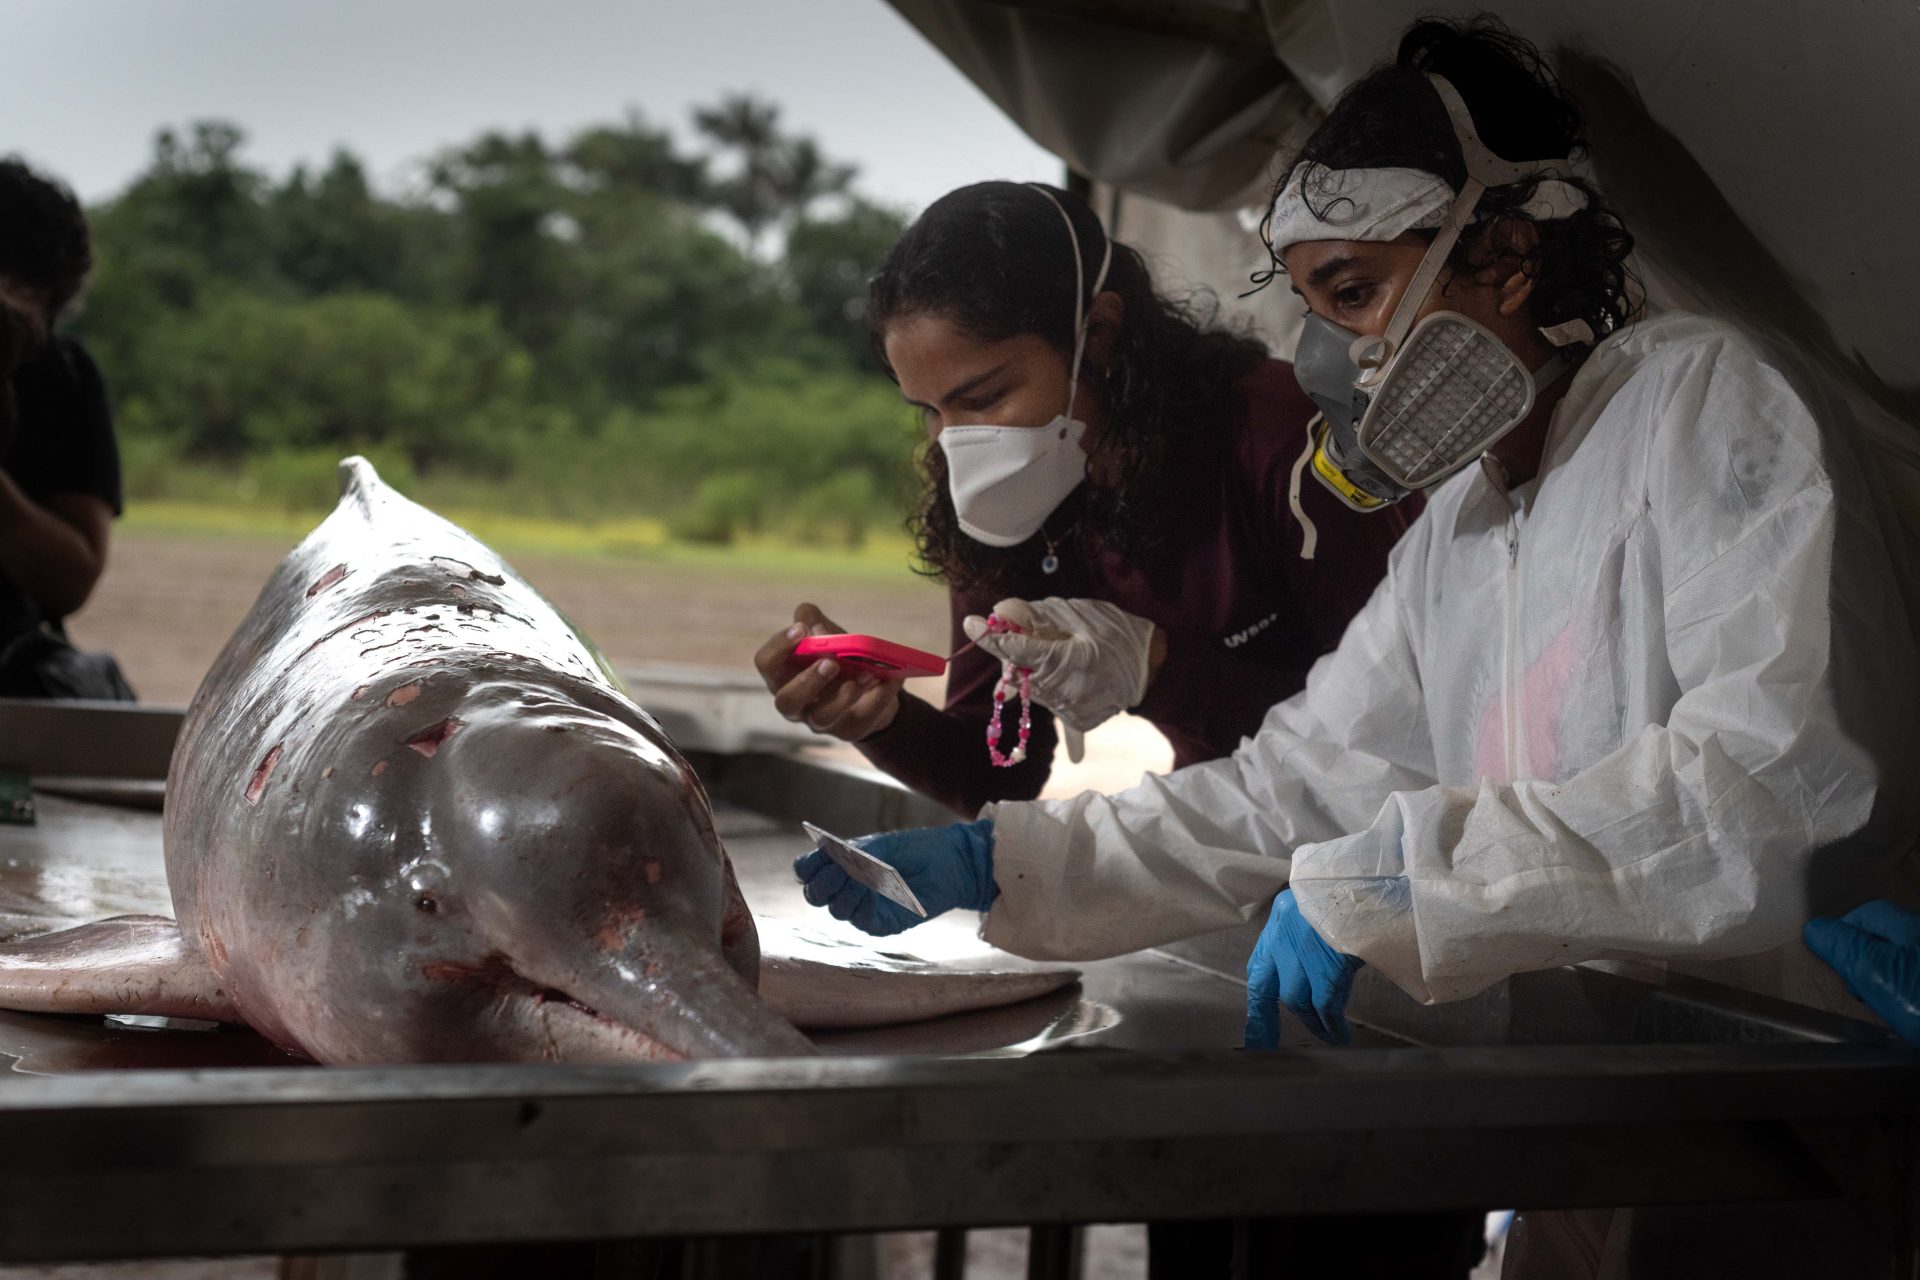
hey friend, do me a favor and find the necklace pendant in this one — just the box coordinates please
[1040,552,1059,575]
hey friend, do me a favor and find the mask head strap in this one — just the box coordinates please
[1026,183,1113,418]
[1353,74,1578,380]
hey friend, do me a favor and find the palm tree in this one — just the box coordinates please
[694,95,857,259]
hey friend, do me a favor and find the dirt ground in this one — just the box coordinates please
[64,530,956,708]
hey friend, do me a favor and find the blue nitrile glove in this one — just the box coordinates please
[793,818,997,937]
[1245,888,1364,1048]
[1805,900,1920,1045]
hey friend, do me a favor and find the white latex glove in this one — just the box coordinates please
[962,597,1158,734]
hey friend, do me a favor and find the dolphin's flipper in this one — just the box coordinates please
[0,916,244,1023]
[758,957,1080,1028]
[753,919,1081,1029]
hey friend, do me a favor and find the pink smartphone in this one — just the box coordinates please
[793,634,946,679]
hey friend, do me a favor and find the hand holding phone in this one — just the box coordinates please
[754,605,918,744]
[792,634,946,679]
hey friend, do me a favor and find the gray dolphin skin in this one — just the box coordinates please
[0,459,1073,1063]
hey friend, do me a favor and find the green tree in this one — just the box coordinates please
[784,198,908,370]
[564,111,708,204]
[693,94,855,258]
[70,102,921,543]
[270,151,415,298]
[426,131,576,354]
[555,193,770,405]
[128,290,538,467]
[83,121,275,317]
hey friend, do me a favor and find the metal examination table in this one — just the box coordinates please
[1,698,1917,1272]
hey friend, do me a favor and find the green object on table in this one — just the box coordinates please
[0,770,36,825]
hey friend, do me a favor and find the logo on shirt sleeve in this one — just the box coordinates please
[1223,611,1281,649]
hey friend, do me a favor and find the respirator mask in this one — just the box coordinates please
[1272,74,1597,513]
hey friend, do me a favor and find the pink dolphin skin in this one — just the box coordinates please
[0,459,1073,1064]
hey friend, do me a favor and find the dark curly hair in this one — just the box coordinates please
[0,156,94,323]
[869,181,1269,596]
[1257,16,1638,342]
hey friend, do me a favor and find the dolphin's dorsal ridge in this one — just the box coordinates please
[336,456,381,501]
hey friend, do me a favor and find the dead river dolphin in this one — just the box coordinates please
[0,458,1073,1063]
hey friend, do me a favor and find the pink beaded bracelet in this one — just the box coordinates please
[983,614,1034,768]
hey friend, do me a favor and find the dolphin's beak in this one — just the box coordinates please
[507,927,815,1060]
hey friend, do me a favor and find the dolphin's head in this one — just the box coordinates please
[229,672,810,1063]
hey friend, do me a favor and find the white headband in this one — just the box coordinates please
[1267,162,1590,258]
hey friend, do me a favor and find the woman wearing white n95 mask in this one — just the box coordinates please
[794,21,1920,1278]
[754,181,1413,816]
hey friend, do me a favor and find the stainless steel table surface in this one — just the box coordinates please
[0,784,1915,1265]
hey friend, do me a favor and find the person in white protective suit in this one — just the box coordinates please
[795,19,1920,1277]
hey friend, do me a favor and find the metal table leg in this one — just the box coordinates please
[1026,1224,1083,1280]
[934,1228,969,1280]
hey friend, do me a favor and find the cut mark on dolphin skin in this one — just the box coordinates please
[296,609,389,664]
[386,681,423,708]
[350,685,369,701]
[306,564,350,598]
[198,923,229,968]
[421,954,516,985]
[645,861,663,885]
[431,556,506,586]
[244,744,284,805]
[596,905,648,951]
[406,717,463,758]
[419,954,677,1055]
[371,760,388,776]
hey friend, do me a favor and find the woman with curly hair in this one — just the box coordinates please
[755,180,1413,814]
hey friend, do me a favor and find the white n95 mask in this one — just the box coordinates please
[939,186,1113,548]
[940,416,1091,547]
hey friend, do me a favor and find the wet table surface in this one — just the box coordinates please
[0,792,1340,1076]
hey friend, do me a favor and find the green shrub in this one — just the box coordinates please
[666,471,768,545]
[238,445,419,512]
[787,469,883,548]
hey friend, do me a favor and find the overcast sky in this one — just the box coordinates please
[3,0,1062,213]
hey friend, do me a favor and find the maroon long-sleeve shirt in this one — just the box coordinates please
[858,359,1417,816]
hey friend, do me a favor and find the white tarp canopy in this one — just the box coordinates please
[885,0,1920,459]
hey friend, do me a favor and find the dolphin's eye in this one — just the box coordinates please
[414,893,439,914]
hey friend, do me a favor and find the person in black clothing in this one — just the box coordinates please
[0,156,131,699]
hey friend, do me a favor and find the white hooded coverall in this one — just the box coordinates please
[980,313,1920,1012]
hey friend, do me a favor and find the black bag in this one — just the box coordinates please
[0,621,136,701]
